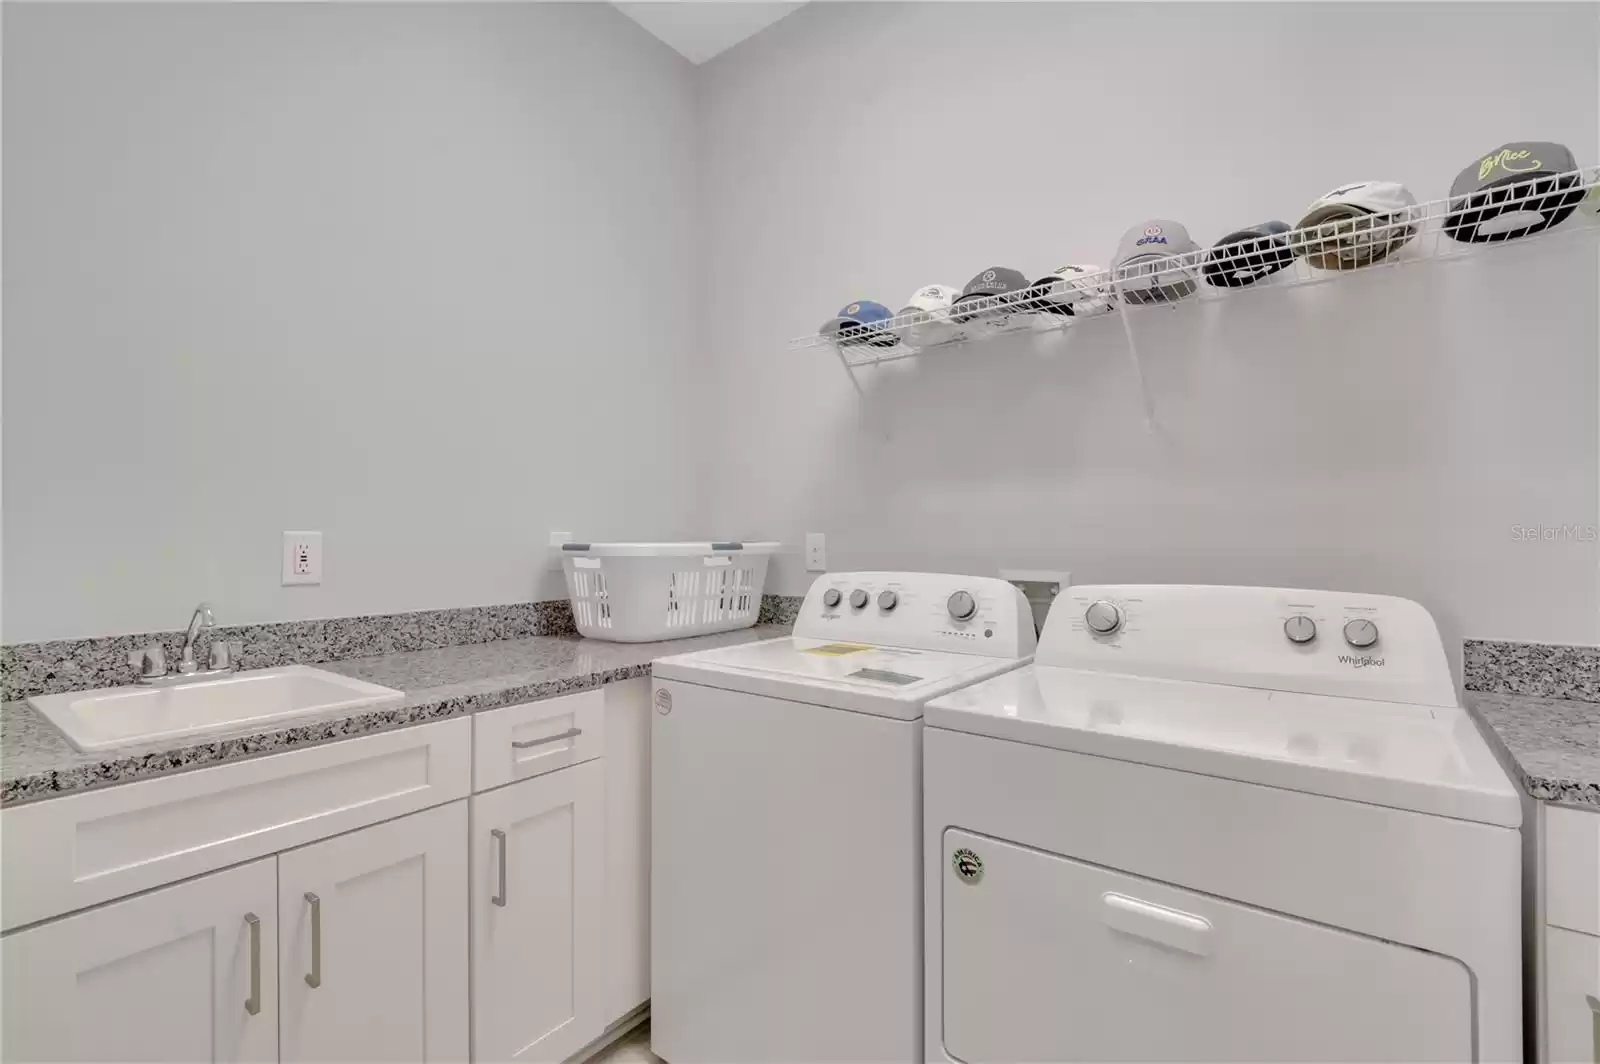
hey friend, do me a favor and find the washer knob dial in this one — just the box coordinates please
[878,590,898,611]
[849,589,870,610]
[947,591,977,622]
[1084,600,1123,635]
[1343,618,1380,649]
[1283,615,1317,645]
[822,588,841,608]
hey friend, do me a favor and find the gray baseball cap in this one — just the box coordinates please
[1112,220,1200,304]
[1444,141,1584,243]
[952,266,1032,322]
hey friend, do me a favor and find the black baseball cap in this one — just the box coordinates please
[952,267,1032,322]
[1203,221,1293,288]
[1444,142,1584,243]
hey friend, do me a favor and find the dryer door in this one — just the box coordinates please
[939,830,1473,1063]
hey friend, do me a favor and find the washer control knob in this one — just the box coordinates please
[1084,600,1123,635]
[1284,615,1318,645]
[822,588,841,609]
[849,589,870,610]
[878,590,898,611]
[947,591,978,622]
[1343,618,1380,649]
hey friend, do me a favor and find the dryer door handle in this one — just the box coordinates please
[1101,892,1213,956]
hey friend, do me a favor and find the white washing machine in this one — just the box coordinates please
[651,572,1037,1064]
[922,585,1522,1064]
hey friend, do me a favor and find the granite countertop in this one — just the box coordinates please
[1,625,789,806]
[1467,692,1600,810]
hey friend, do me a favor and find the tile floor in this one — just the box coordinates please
[590,1022,661,1064]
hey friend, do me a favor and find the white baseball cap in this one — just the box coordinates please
[1026,264,1114,317]
[1292,181,1419,269]
[898,284,964,347]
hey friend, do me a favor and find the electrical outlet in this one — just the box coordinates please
[282,531,323,586]
[805,532,827,572]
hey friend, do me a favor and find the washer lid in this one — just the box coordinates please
[925,665,1520,827]
[653,636,1030,720]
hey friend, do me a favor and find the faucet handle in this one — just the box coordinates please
[128,644,166,681]
[209,639,239,671]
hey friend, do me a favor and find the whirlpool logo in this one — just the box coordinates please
[1338,654,1386,669]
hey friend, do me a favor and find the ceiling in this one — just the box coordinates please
[614,1,806,65]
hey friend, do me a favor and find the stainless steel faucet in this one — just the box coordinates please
[179,602,215,675]
[129,602,238,685]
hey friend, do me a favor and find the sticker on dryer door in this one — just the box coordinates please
[952,847,984,884]
[654,688,673,715]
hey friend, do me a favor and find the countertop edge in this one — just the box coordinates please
[1464,692,1600,811]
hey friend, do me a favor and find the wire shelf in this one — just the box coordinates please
[791,166,1600,374]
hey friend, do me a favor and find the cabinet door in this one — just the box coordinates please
[472,761,605,1063]
[603,678,651,1023]
[1,857,277,1063]
[1547,926,1600,1064]
[278,801,469,1063]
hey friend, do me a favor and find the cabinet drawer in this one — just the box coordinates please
[1,717,472,931]
[1548,805,1600,937]
[1546,926,1599,1064]
[473,689,604,792]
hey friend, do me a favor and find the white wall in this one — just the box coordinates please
[694,1,1600,649]
[3,3,700,641]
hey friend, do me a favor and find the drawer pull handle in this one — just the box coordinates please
[512,727,582,750]
[304,892,322,989]
[1101,892,1213,956]
[244,912,261,1016]
[491,828,508,907]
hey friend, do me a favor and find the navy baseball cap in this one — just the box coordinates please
[820,300,897,347]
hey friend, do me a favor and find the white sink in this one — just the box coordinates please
[29,665,405,753]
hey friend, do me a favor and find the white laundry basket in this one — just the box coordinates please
[560,541,780,642]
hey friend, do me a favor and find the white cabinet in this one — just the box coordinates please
[1546,926,1599,1064]
[278,802,470,1064]
[603,678,652,1021]
[1,857,278,1063]
[471,760,606,1063]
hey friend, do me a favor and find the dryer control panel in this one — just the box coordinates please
[1037,584,1455,707]
[795,572,1036,660]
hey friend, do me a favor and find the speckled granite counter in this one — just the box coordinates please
[1,625,789,806]
[1467,692,1600,809]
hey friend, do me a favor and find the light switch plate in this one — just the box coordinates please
[282,531,323,585]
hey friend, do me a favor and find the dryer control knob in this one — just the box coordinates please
[849,589,870,610]
[947,591,978,622]
[822,588,841,608]
[878,590,898,611]
[1343,618,1380,649]
[1084,600,1124,635]
[1284,615,1318,645]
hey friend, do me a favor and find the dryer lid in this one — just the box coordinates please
[925,665,1521,827]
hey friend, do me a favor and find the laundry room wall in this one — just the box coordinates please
[693,1,1600,651]
[3,3,701,641]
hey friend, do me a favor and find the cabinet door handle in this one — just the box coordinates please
[304,892,322,989]
[491,828,508,907]
[512,727,581,750]
[244,912,261,1016]
[1586,994,1599,1064]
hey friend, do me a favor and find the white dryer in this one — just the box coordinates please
[651,572,1037,1063]
[923,585,1522,1064]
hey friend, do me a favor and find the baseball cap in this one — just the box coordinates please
[1112,221,1201,305]
[1203,221,1293,288]
[1024,264,1115,317]
[819,300,898,348]
[898,284,964,347]
[1444,142,1584,243]
[1291,182,1419,270]
[952,267,1033,327]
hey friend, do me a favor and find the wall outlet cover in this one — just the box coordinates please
[282,531,323,586]
[804,532,826,572]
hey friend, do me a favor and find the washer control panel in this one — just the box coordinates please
[798,572,1036,659]
[1039,584,1455,707]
